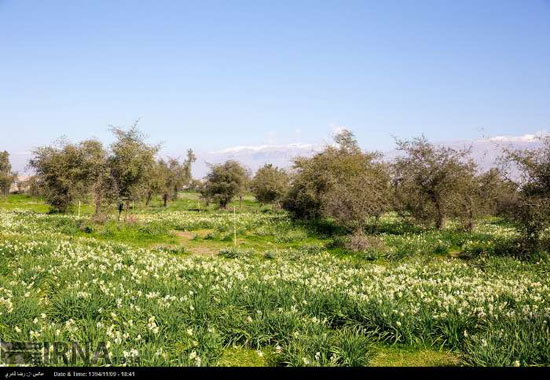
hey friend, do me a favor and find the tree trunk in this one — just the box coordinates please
[172,186,179,201]
[435,201,446,230]
[436,214,446,230]
[117,202,124,221]
[145,192,152,206]
[163,193,168,207]
[124,200,130,222]
[466,200,474,232]
[94,196,102,216]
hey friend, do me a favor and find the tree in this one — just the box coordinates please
[182,149,196,191]
[145,152,195,207]
[108,125,159,219]
[200,160,247,209]
[250,164,289,207]
[283,129,391,231]
[169,149,196,201]
[392,136,476,230]
[322,165,390,234]
[453,168,517,231]
[500,136,550,255]
[79,139,116,217]
[29,140,90,213]
[0,151,17,196]
[144,159,168,206]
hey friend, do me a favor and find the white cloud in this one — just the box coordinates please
[476,131,548,143]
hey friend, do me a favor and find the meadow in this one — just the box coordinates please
[0,193,549,367]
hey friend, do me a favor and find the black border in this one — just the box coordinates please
[1,367,550,380]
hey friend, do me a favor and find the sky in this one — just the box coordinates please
[1,0,549,173]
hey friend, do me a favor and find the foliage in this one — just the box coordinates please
[250,164,289,206]
[283,129,390,230]
[501,136,550,256]
[392,136,477,230]
[200,160,248,209]
[0,151,17,196]
[109,124,159,216]
[454,168,518,231]
[29,139,104,213]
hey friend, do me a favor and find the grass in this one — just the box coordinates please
[0,193,50,213]
[0,193,549,367]
[370,344,461,367]
[218,346,271,366]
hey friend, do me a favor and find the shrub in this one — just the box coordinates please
[345,233,386,253]
[218,247,255,259]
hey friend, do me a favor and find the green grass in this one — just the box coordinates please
[1,193,549,367]
[218,347,271,366]
[370,344,461,367]
[0,194,50,213]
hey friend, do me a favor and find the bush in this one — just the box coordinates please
[274,229,308,243]
[153,245,187,255]
[218,247,255,259]
[346,233,386,253]
[461,240,495,257]
[78,221,96,234]
[263,250,277,260]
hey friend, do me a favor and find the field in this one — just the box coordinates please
[0,193,549,367]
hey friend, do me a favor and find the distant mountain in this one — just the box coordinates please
[190,143,325,178]
[190,133,545,178]
[9,133,547,179]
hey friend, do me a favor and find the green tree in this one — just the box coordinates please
[145,153,195,207]
[29,140,89,212]
[392,136,476,230]
[322,161,390,234]
[108,125,159,219]
[454,168,517,231]
[283,129,387,222]
[144,159,169,206]
[79,139,116,217]
[168,149,196,201]
[283,129,391,237]
[0,151,17,196]
[200,160,247,209]
[501,136,550,255]
[250,164,289,207]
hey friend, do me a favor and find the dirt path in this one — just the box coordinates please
[173,230,219,256]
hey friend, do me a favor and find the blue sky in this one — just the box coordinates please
[1,0,549,166]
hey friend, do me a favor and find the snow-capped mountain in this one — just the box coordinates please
[8,132,547,179]
[189,133,546,178]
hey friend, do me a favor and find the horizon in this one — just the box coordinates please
[5,129,547,179]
